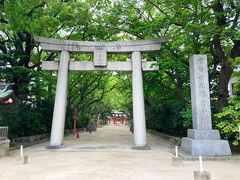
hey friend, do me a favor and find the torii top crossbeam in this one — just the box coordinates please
[34,36,167,54]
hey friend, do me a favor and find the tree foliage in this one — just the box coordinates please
[215,74,240,147]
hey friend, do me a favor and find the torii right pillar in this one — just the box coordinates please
[181,55,231,155]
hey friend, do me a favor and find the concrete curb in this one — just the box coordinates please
[10,128,85,150]
[178,150,240,162]
[10,134,50,150]
[147,129,181,147]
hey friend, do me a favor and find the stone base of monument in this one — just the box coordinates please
[0,139,10,158]
[16,155,28,164]
[131,146,151,150]
[194,171,211,180]
[181,129,231,156]
[172,157,183,166]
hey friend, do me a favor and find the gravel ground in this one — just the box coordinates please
[0,125,240,180]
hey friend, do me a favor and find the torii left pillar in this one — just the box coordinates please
[132,51,148,149]
[50,51,70,147]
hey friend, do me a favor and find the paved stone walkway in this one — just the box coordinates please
[0,125,240,180]
[22,124,171,152]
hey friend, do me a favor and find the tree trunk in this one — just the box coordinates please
[214,35,233,111]
[212,1,233,111]
[216,59,233,111]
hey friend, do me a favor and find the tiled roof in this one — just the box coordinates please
[0,84,14,100]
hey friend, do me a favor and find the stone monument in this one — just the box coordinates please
[181,55,231,155]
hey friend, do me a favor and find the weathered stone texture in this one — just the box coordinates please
[94,47,107,66]
[0,139,10,158]
[16,155,28,164]
[34,36,167,53]
[132,51,146,148]
[181,138,231,156]
[172,157,183,166]
[190,55,211,130]
[194,171,211,180]
[181,55,231,156]
[50,51,70,147]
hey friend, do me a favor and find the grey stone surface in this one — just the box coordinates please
[46,145,65,149]
[194,171,211,180]
[178,149,239,161]
[0,127,8,141]
[50,51,70,147]
[190,55,212,130]
[43,61,159,72]
[42,61,59,71]
[147,129,238,161]
[181,55,231,156]
[9,129,81,150]
[188,129,220,140]
[147,129,182,147]
[0,139,10,158]
[10,134,49,149]
[16,155,28,164]
[34,36,167,53]
[181,138,231,156]
[131,146,151,150]
[94,47,107,66]
[132,51,147,148]
[172,157,183,166]
[70,61,132,71]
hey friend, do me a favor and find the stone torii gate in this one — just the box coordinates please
[35,36,231,155]
[34,36,167,149]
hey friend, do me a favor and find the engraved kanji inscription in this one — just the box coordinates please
[199,90,207,97]
[199,81,205,89]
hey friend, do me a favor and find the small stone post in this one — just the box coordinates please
[50,51,70,147]
[194,171,211,180]
[16,145,28,164]
[172,146,183,166]
[193,156,211,180]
